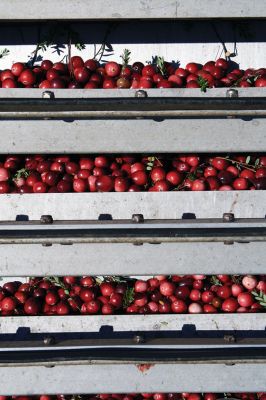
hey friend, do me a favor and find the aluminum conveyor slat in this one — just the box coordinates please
[0,0,265,20]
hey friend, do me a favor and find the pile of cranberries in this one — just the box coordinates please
[0,394,265,400]
[0,56,265,89]
[1,153,266,194]
[0,274,265,316]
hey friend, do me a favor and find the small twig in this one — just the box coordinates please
[0,48,10,60]
[219,156,257,172]
[211,22,229,59]
[94,22,116,62]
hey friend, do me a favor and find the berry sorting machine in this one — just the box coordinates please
[0,0,265,395]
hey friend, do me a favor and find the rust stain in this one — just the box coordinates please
[136,363,155,373]
[229,193,239,213]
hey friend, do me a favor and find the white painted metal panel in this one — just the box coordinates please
[1,241,265,276]
[0,0,266,20]
[0,192,265,220]
[0,362,265,394]
[1,314,265,333]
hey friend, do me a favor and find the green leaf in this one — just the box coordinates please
[245,156,251,164]
[123,287,135,308]
[156,56,167,76]
[255,158,260,167]
[120,48,131,66]
[251,290,266,309]
[187,174,196,181]
[75,43,86,51]
[210,275,222,286]
[198,76,208,93]
[95,277,103,285]
[13,168,30,180]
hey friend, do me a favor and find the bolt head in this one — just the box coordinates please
[226,88,238,98]
[40,215,54,224]
[135,90,147,98]
[42,91,55,99]
[133,335,145,344]
[132,214,144,223]
[223,213,235,222]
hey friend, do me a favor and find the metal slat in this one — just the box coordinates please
[1,338,266,351]
[1,241,265,276]
[1,88,265,98]
[1,219,266,241]
[0,218,265,275]
[1,314,265,334]
[0,362,265,394]
[0,192,265,221]
[0,0,265,20]
[1,96,266,110]
[0,88,265,153]
[1,347,265,364]
[1,117,265,153]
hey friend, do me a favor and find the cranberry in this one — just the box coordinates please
[45,291,59,305]
[237,292,254,307]
[109,293,123,308]
[242,275,257,290]
[11,62,25,76]
[105,62,121,77]
[192,179,206,191]
[160,281,175,296]
[222,298,238,312]
[188,302,203,313]
[19,69,36,86]
[100,282,115,297]
[2,78,17,88]
[233,177,249,190]
[74,67,90,83]
[217,285,232,299]
[69,56,84,70]
[211,157,229,170]
[24,298,41,315]
[56,301,70,315]
[171,300,187,313]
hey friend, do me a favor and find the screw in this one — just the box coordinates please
[42,91,55,99]
[223,213,235,222]
[132,214,144,223]
[40,215,54,224]
[135,90,147,98]
[133,335,145,344]
[226,88,238,98]
[43,336,55,345]
[224,334,236,343]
